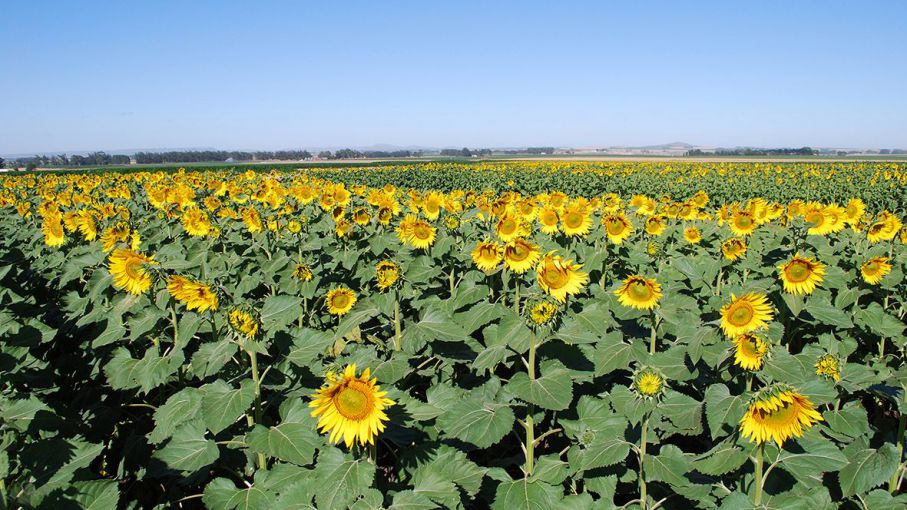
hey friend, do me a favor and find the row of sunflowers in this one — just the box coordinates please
[0,164,905,509]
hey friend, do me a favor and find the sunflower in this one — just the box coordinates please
[326,287,357,316]
[861,256,892,284]
[471,240,503,272]
[728,210,757,236]
[495,212,524,242]
[408,220,436,250]
[644,215,665,236]
[560,204,592,237]
[721,238,747,261]
[293,263,314,282]
[777,254,826,295]
[228,308,260,338]
[109,249,157,295]
[683,226,702,244]
[241,206,263,233]
[535,252,589,303]
[632,367,665,399]
[375,260,400,290]
[720,293,773,337]
[181,207,211,237]
[804,206,832,236]
[739,385,822,445]
[503,238,541,274]
[815,354,841,382]
[42,215,66,247]
[537,206,561,235]
[614,275,661,310]
[732,333,768,371]
[528,301,559,328]
[602,214,633,244]
[309,364,395,447]
[167,275,219,312]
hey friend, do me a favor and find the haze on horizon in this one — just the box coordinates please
[2,1,905,155]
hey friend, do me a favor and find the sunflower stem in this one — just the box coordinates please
[639,415,649,509]
[449,267,455,296]
[393,291,402,351]
[170,306,178,345]
[525,329,537,476]
[514,278,521,315]
[754,442,764,506]
[890,407,907,493]
[248,350,267,470]
[648,312,659,355]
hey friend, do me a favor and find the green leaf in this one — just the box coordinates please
[313,447,376,510]
[704,383,745,439]
[203,477,275,510]
[492,479,562,510]
[201,379,256,435]
[286,328,334,367]
[260,294,303,334]
[839,444,900,497]
[245,422,321,466]
[149,387,203,443]
[804,296,853,328]
[439,397,514,449]
[154,420,220,472]
[569,439,631,471]
[507,361,574,410]
[779,437,848,485]
[190,339,238,379]
[692,442,748,476]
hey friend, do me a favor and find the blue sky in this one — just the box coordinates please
[2,1,905,154]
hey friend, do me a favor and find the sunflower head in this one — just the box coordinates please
[408,220,436,250]
[732,333,769,371]
[503,238,541,274]
[720,293,773,338]
[683,226,702,244]
[527,300,560,329]
[326,287,357,316]
[109,249,157,295]
[375,260,400,290]
[444,215,461,231]
[644,215,665,236]
[632,366,666,400]
[740,384,823,445]
[309,364,395,447]
[535,252,589,303]
[167,275,219,312]
[730,211,757,236]
[472,240,503,272]
[815,354,841,382]
[228,307,260,339]
[293,263,314,282]
[602,214,633,244]
[614,275,662,310]
[777,253,825,295]
[861,256,892,285]
[721,238,747,261]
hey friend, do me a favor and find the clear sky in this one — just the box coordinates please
[2,1,905,154]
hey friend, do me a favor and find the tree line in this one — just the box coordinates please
[686,147,819,156]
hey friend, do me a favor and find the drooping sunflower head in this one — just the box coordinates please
[537,207,561,235]
[326,287,357,316]
[861,256,892,285]
[720,293,773,338]
[228,307,260,339]
[503,238,541,274]
[815,354,841,382]
[632,366,666,400]
[777,253,826,295]
[42,216,66,247]
[167,275,219,312]
[683,226,702,244]
[535,252,589,303]
[739,384,823,445]
[721,238,747,261]
[181,207,212,237]
[527,300,560,329]
[732,333,769,371]
[309,364,395,448]
[109,249,157,295]
[444,214,461,231]
[375,260,400,290]
[471,240,503,273]
[293,263,314,282]
[614,275,662,310]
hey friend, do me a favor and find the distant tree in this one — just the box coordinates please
[880,149,891,154]
[0,157,4,168]
[26,162,37,171]
[317,151,333,159]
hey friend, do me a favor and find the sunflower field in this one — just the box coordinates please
[0,162,906,510]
